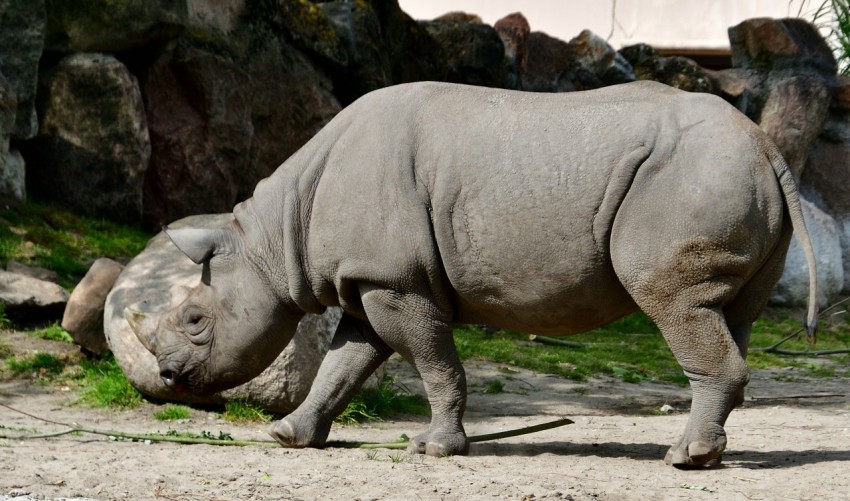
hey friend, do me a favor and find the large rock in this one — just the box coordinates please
[62,258,125,356]
[493,12,530,90]
[771,199,843,307]
[367,0,446,84]
[44,0,187,53]
[140,37,340,226]
[0,71,17,205]
[0,149,25,206]
[523,30,634,93]
[420,16,505,88]
[620,43,713,93]
[0,0,45,140]
[104,214,340,413]
[23,53,150,223]
[728,18,836,179]
[0,269,69,322]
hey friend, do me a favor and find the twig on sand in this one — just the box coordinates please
[0,402,572,449]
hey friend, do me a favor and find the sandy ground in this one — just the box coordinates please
[1,346,849,500]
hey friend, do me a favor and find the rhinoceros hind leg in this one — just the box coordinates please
[268,314,391,448]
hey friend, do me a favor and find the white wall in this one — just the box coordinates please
[399,0,821,49]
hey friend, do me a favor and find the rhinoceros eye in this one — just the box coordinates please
[182,307,210,338]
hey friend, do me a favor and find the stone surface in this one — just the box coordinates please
[493,12,530,90]
[368,0,446,84]
[62,258,124,356]
[0,0,45,140]
[523,30,633,93]
[0,148,25,206]
[104,214,340,413]
[620,43,712,93]
[771,199,843,307]
[44,0,187,53]
[0,71,18,205]
[0,269,69,321]
[421,17,504,88]
[23,53,150,223]
[6,260,58,283]
[186,0,245,36]
[140,37,340,226]
[729,17,837,75]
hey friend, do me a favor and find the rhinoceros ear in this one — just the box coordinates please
[164,226,232,264]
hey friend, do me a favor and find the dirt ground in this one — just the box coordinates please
[1,331,849,501]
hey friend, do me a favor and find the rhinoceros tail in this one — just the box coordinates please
[767,147,818,343]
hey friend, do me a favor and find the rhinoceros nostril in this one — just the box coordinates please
[160,369,176,388]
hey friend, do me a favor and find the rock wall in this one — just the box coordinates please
[3,2,848,306]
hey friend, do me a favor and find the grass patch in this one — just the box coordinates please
[0,305,12,330]
[6,352,66,378]
[223,399,273,423]
[336,376,430,425]
[0,202,151,288]
[154,404,192,421]
[76,355,143,409]
[27,322,74,343]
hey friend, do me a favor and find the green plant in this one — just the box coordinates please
[77,355,143,409]
[28,322,74,343]
[809,1,850,74]
[153,404,192,421]
[0,304,12,329]
[223,399,273,423]
[6,352,65,377]
[483,379,504,394]
[335,376,430,425]
[0,203,150,288]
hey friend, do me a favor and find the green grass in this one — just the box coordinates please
[0,304,12,330]
[454,311,850,385]
[76,355,143,409]
[336,376,430,425]
[0,202,151,289]
[6,352,66,377]
[154,404,192,421]
[223,399,273,423]
[27,322,74,343]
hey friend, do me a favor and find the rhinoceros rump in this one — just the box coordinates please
[129,81,817,467]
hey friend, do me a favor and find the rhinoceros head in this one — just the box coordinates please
[127,223,303,395]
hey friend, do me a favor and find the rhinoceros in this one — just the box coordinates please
[128,80,817,467]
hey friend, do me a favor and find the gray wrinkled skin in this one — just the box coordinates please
[132,81,817,468]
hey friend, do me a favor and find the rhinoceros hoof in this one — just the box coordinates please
[664,424,727,468]
[267,417,329,449]
[407,430,470,457]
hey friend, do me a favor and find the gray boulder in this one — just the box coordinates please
[0,269,69,321]
[62,258,125,356]
[44,0,186,52]
[772,199,843,307]
[6,260,58,283]
[0,71,19,205]
[420,16,505,88]
[0,0,45,140]
[104,214,339,412]
[24,53,150,223]
[0,149,25,206]
[619,43,713,93]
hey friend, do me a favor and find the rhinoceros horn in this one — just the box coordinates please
[125,308,158,354]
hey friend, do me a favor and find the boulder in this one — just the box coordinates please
[523,30,633,93]
[771,199,843,307]
[420,16,505,88]
[186,0,246,36]
[0,0,45,140]
[727,18,836,180]
[493,12,530,90]
[367,0,446,84]
[44,0,187,53]
[6,260,58,283]
[619,43,712,93]
[318,1,391,105]
[104,214,340,413]
[23,53,150,223]
[62,258,124,356]
[0,269,69,322]
[0,149,25,206]
[140,37,340,226]
[0,71,18,205]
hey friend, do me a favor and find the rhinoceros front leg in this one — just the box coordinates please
[268,313,391,448]
[361,287,469,457]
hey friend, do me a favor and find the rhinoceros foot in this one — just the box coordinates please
[267,414,331,449]
[407,429,470,457]
[664,423,727,468]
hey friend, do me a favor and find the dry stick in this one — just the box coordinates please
[751,296,850,355]
[0,403,572,449]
